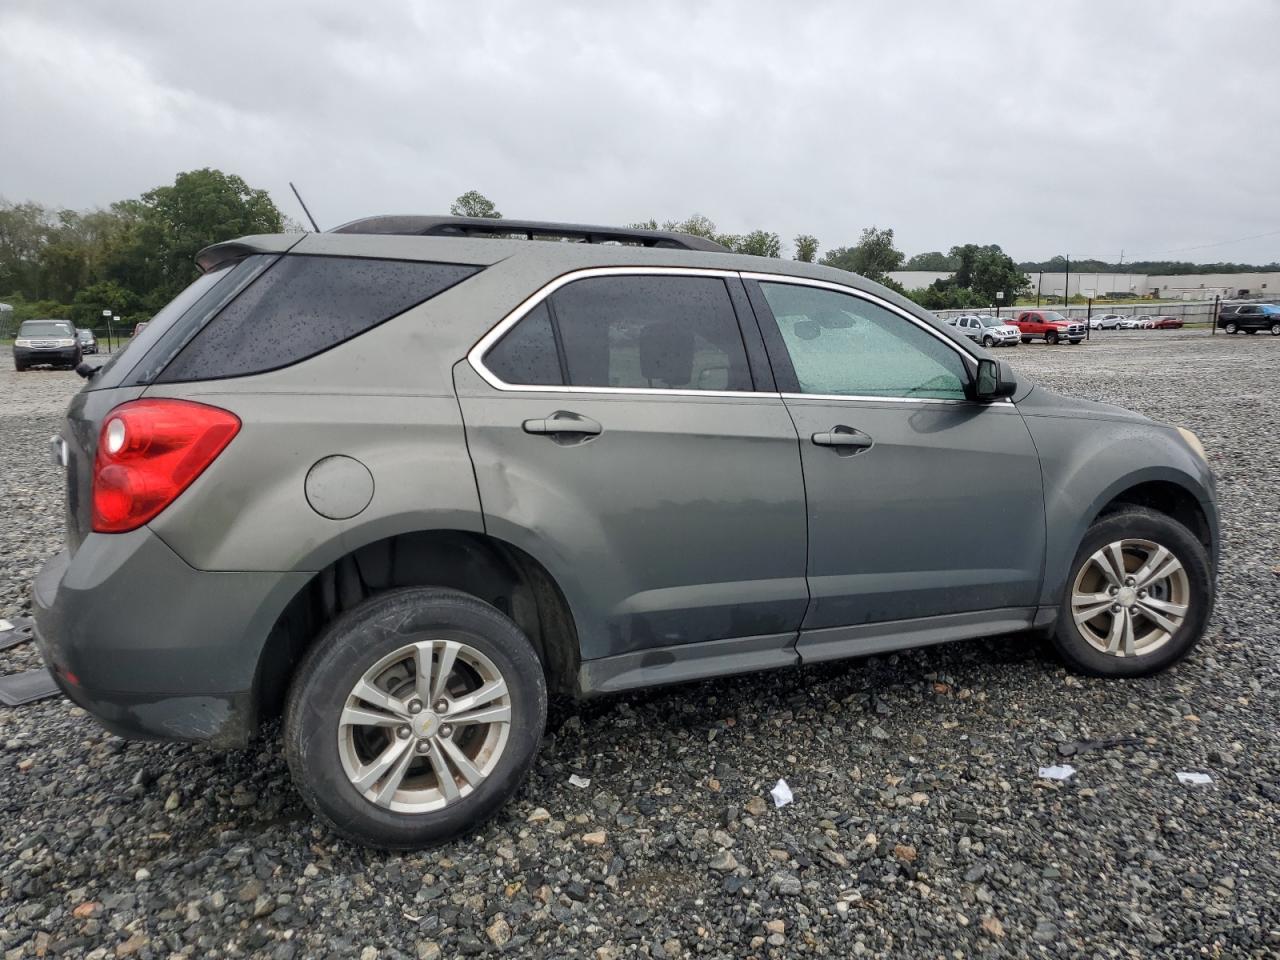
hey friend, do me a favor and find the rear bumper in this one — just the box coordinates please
[32,528,308,747]
[16,346,80,366]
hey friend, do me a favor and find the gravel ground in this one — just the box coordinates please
[1,331,1278,959]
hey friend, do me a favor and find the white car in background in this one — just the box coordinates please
[947,314,1020,347]
[1118,316,1153,329]
[1091,314,1125,330]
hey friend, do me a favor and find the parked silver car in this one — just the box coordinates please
[34,215,1218,848]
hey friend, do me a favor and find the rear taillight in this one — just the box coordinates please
[92,399,240,533]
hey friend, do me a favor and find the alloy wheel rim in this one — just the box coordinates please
[1070,538,1190,658]
[337,637,512,813]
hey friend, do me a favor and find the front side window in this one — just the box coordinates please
[759,282,969,401]
[482,274,753,392]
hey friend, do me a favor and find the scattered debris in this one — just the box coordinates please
[0,616,35,651]
[1056,735,1142,757]
[0,668,61,706]
[1037,764,1076,781]
[1176,772,1213,786]
[770,778,793,808]
[568,774,591,789]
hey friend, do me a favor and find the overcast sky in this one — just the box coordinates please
[2,1,1278,264]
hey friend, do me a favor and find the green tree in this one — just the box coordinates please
[450,190,502,219]
[821,226,904,282]
[904,250,957,271]
[950,243,1028,304]
[793,234,819,263]
[110,169,282,309]
[729,230,781,258]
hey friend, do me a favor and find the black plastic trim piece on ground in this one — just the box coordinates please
[0,617,34,651]
[0,668,62,706]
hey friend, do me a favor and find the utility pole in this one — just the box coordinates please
[1211,294,1218,336]
[1063,254,1070,307]
[1036,271,1043,308]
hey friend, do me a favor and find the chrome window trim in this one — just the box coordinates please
[467,264,1010,405]
[467,265,772,398]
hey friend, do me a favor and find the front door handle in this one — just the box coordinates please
[812,425,873,456]
[523,411,603,440]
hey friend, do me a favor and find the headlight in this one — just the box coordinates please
[1177,427,1207,462]
[57,338,76,347]
[15,338,33,347]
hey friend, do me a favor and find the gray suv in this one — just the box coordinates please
[33,216,1218,848]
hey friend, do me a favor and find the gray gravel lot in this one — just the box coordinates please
[2,331,1278,959]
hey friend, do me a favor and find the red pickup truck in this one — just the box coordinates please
[1011,310,1086,345]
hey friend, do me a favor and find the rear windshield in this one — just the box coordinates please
[156,255,480,383]
[90,254,480,389]
[19,320,75,337]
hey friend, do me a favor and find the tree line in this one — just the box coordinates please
[0,169,284,332]
[10,177,1266,334]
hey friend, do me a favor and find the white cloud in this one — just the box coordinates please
[2,0,1278,262]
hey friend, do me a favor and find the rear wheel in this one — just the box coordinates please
[285,587,547,849]
[1052,507,1212,678]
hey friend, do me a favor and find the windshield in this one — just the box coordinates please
[1041,312,1068,321]
[978,317,1003,327]
[19,320,75,337]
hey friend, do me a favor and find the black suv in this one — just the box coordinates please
[14,319,83,371]
[1217,303,1280,335]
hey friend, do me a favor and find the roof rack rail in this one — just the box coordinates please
[328,215,730,253]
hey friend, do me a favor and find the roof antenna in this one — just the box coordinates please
[290,182,322,232]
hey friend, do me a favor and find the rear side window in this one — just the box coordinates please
[157,256,479,382]
[482,275,753,392]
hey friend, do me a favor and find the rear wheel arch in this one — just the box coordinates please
[253,529,581,728]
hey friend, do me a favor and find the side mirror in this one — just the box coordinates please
[972,357,1017,402]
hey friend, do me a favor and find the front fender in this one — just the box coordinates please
[1022,412,1217,607]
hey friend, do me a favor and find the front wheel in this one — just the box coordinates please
[1271,323,1280,336]
[1046,331,1059,345]
[1052,507,1212,678]
[1021,337,1032,344]
[982,335,995,347]
[1224,322,1238,334]
[285,587,547,849]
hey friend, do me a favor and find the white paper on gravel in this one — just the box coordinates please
[770,778,793,808]
[0,620,12,632]
[1176,772,1213,786]
[568,774,591,789]
[1038,764,1076,780]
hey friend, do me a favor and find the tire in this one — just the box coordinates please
[284,587,548,849]
[982,335,995,347]
[1046,331,1059,345]
[1021,337,1032,344]
[14,363,26,372]
[1271,323,1280,336]
[1050,506,1212,678]
[1224,322,1237,334]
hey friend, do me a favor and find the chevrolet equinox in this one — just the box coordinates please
[33,216,1218,848]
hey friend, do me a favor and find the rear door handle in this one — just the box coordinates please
[523,412,603,439]
[812,425,873,455]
